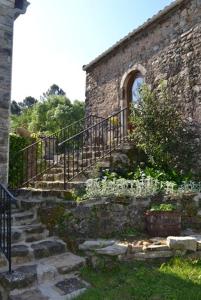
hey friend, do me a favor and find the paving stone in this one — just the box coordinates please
[95,242,128,256]
[9,289,49,300]
[31,240,66,259]
[55,277,87,295]
[79,239,116,251]
[167,236,197,252]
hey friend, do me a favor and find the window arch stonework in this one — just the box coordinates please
[120,64,146,108]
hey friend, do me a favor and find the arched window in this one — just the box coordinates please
[131,73,144,104]
[15,0,24,9]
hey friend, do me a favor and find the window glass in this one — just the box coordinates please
[132,76,144,103]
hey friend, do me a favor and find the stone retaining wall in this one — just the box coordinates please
[36,192,201,242]
[60,193,201,241]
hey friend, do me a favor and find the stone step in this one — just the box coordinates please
[12,224,49,243]
[42,172,89,182]
[11,238,67,265]
[0,253,87,299]
[8,275,89,300]
[12,210,37,226]
[0,252,88,300]
[30,181,86,191]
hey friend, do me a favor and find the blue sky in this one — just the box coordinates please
[12,0,173,102]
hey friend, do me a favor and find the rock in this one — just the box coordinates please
[0,265,37,291]
[79,240,116,251]
[31,240,66,259]
[134,250,173,259]
[145,244,169,252]
[12,245,29,257]
[167,236,197,252]
[95,242,128,256]
[9,289,49,300]
[121,250,173,261]
[197,241,201,250]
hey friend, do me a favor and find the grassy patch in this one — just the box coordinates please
[77,258,201,300]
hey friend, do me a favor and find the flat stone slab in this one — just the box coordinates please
[145,244,169,252]
[9,289,49,300]
[79,240,116,251]
[121,250,173,261]
[39,252,86,274]
[167,236,197,252]
[31,240,66,259]
[95,242,128,256]
[0,265,37,291]
[55,277,87,295]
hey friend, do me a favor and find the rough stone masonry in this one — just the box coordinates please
[83,0,201,174]
[83,0,201,119]
[0,0,28,184]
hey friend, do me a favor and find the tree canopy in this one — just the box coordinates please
[11,84,85,135]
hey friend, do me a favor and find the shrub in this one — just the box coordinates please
[84,178,201,199]
[149,203,176,212]
[9,134,34,187]
[129,81,199,177]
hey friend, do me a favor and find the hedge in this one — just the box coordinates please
[9,134,35,188]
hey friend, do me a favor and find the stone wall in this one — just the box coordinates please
[0,0,28,184]
[36,191,201,245]
[84,0,201,119]
[60,193,201,241]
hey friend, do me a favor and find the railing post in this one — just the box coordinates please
[0,184,16,274]
[64,144,67,190]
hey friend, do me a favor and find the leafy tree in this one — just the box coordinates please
[10,100,21,115]
[22,96,37,108]
[43,84,65,98]
[11,89,85,135]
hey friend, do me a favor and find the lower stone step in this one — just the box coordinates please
[12,224,49,243]
[30,181,86,191]
[8,275,89,300]
[11,238,67,265]
[12,210,37,226]
[0,252,87,300]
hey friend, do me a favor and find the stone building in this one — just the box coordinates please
[83,0,201,123]
[0,0,29,184]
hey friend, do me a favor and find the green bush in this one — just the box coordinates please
[129,81,198,178]
[9,134,34,188]
[149,203,176,212]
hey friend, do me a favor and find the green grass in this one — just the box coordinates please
[77,258,201,300]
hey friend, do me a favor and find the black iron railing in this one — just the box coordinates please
[10,114,104,188]
[0,184,17,273]
[59,107,128,189]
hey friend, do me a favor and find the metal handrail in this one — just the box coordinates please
[58,107,128,189]
[18,114,105,152]
[0,183,17,273]
[59,108,128,147]
[9,114,105,188]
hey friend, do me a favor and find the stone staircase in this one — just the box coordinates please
[28,145,111,191]
[0,203,89,300]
